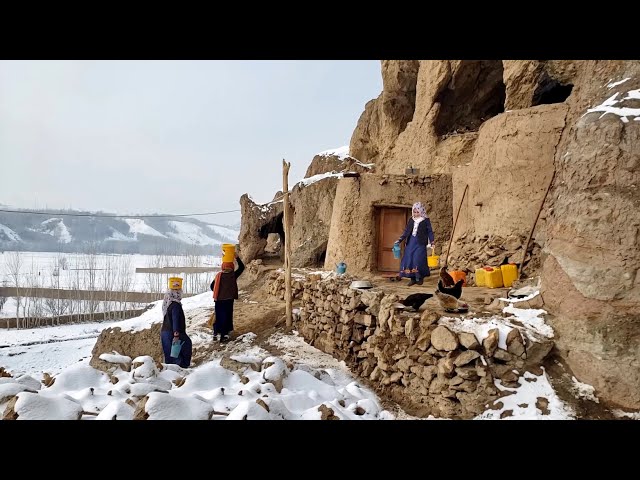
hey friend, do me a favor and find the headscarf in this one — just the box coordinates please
[162,288,182,317]
[412,202,427,236]
[221,262,234,273]
[412,202,427,219]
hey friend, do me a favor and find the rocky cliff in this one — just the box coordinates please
[349,60,640,409]
[238,60,639,409]
[238,151,371,267]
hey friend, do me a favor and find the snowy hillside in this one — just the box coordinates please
[0,209,239,254]
[167,221,221,246]
[0,224,22,243]
[28,218,73,244]
[123,218,166,238]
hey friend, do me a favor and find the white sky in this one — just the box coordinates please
[0,60,382,225]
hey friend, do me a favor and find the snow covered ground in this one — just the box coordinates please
[0,294,212,376]
[0,292,395,420]
[0,290,622,420]
[0,251,222,293]
[0,251,223,318]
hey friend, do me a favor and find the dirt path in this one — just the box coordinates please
[188,263,288,366]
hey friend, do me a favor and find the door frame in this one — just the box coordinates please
[374,204,411,272]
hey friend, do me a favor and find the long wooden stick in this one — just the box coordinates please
[282,159,293,327]
[445,184,469,269]
[519,170,556,278]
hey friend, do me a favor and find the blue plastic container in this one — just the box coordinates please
[170,340,184,358]
[336,262,347,274]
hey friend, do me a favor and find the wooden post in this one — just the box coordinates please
[445,184,469,269]
[282,159,293,327]
[519,170,556,278]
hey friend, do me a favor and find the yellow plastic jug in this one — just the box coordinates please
[485,268,504,288]
[427,247,439,268]
[221,244,236,263]
[168,277,183,290]
[501,264,518,288]
[475,268,487,287]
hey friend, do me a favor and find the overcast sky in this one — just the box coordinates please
[0,60,382,226]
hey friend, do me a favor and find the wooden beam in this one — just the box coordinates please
[372,202,413,209]
[0,286,182,303]
[135,267,219,274]
[282,159,293,327]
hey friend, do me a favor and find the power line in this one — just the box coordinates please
[0,208,240,218]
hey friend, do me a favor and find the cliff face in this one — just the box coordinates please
[239,60,640,409]
[349,60,640,409]
[238,152,370,267]
[541,62,640,409]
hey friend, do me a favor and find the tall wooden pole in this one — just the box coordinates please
[519,170,556,278]
[445,184,469,269]
[282,159,293,327]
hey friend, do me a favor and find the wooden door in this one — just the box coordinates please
[377,208,409,272]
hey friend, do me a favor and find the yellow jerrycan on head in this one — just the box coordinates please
[221,244,236,263]
[168,277,183,290]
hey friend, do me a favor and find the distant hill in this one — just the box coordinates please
[0,209,239,255]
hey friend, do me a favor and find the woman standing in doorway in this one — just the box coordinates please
[395,201,435,286]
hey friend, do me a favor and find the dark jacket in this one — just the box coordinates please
[398,218,434,247]
[210,256,245,301]
[161,302,186,333]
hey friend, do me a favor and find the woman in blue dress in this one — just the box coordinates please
[395,201,435,286]
[160,284,192,368]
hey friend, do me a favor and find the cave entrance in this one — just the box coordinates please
[435,60,506,137]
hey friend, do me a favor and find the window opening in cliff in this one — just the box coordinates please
[434,61,506,138]
[259,212,284,247]
[532,72,573,106]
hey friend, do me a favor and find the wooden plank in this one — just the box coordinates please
[135,267,219,274]
[283,159,293,327]
[0,287,193,303]
[1,307,150,329]
[445,184,468,268]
